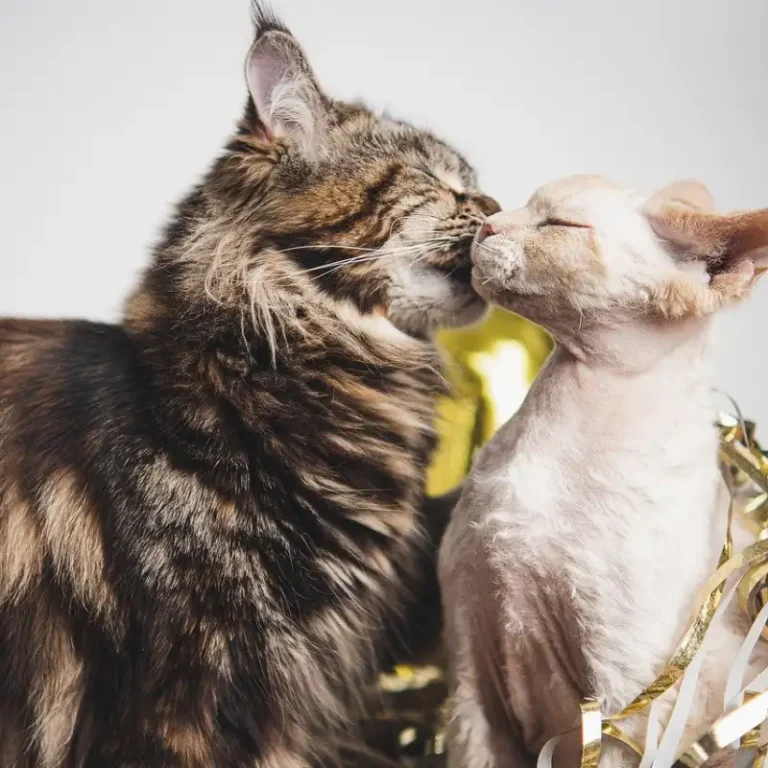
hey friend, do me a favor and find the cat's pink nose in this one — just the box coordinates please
[477,221,496,243]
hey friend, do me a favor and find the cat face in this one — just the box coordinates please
[471,175,768,333]
[170,8,499,351]
[239,95,499,337]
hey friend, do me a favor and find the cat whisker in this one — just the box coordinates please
[387,214,442,237]
[303,254,386,273]
[300,240,458,281]
[259,238,461,288]
[277,243,380,254]
[380,238,458,254]
[405,242,467,274]
[407,254,434,273]
[273,245,435,275]
[387,214,475,242]
[314,242,453,279]
[278,238,457,265]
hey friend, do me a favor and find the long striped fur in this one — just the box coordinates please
[0,4,498,766]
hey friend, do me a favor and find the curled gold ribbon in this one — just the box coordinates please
[608,537,768,713]
[720,439,768,495]
[738,561,768,643]
[601,722,643,759]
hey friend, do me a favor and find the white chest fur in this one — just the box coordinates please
[439,334,764,768]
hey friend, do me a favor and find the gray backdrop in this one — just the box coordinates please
[1,0,766,423]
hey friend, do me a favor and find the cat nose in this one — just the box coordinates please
[477,221,496,243]
[478,209,528,241]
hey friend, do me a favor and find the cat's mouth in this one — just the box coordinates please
[433,261,473,287]
[428,238,476,288]
[383,233,487,336]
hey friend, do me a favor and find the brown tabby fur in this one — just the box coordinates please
[0,5,498,767]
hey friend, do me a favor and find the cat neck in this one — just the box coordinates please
[553,313,716,378]
[504,314,719,468]
[482,316,722,542]
[122,274,444,500]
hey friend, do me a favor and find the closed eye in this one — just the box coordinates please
[540,218,592,229]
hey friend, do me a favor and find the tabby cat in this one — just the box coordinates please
[0,4,498,767]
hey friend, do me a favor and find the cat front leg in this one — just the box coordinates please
[443,588,532,768]
[446,659,532,768]
[380,485,465,666]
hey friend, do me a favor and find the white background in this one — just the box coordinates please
[1,0,767,422]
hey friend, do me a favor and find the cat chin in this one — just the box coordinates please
[388,280,487,338]
[470,259,533,308]
[471,264,506,302]
[434,288,488,330]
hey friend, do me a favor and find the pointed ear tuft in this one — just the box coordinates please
[245,7,328,152]
[250,2,288,37]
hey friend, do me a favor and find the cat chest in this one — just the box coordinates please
[131,450,423,620]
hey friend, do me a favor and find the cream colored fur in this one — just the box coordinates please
[439,176,768,768]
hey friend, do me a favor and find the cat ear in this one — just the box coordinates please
[245,6,328,151]
[646,179,715,213]
[645,201,768,301]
